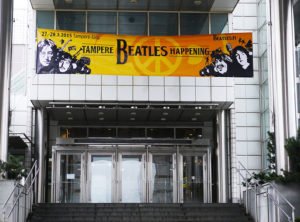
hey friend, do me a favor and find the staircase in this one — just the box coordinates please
[29,203,253,222]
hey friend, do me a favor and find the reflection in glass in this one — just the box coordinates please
[37,11,54,29]
[59,154,81,203]
[151,155,173,203]
[56,12,85,32]
[119,13,147,35]
[121,155,143,202]
[88,12,116,34]
[90,156,113,203]
[180,14,209,35]
[183,156,203,202]
[150,13,178,36]
[211,14,229,34]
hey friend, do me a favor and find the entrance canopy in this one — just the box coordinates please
[30,0,239,12]
[33,101,232,125]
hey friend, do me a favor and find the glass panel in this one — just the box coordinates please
[37,11,54,29]
[59,154,81,203]
[211,14,229,34]
[90,155,113,203]
[296,45,300,77]
[149,0,180,11]
[118,128,145,138]
[88,128,116,137]
[87,12,116,34]
[151,155,173,203]
[180,14,209,35]
[183,156,203,202]
[56,11,85,32]
[60,127,87,138]
[118,0,147,10]
[121,155,143,202]
[147,128,174,138]
[176,128,202,139]
[119,13,147,35]
[150,13,178,36]
[87,0,117,10]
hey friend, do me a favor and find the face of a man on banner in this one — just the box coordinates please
[59,57,72,73]
[39,45,54,67]
[214,59,228,74]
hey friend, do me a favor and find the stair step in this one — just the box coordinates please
[29,203,253,222]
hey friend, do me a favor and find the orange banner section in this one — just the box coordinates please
[36,29,253,77]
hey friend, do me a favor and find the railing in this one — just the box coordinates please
[2,161,39,222]
[237,161,295,222]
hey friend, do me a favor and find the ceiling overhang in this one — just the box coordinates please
[30,0,239,12]
[31,100,232,124]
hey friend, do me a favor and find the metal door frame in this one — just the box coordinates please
[52,147,86,203]
[87,151,116,203]
[52,144,212,203]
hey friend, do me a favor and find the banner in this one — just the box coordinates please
[36,28,253,77]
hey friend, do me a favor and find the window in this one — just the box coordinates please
[56,11,85,32]
[150,13,178,36]
[119,12,147,35]
[37,11,54,29]
[211,13,228,34]
[87,12,116,34]
[180,13,209,35]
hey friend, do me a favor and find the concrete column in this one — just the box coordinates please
[217,110,228,203]
[0,0,13,161]
[270,0,297,172]
[36,108,46,203]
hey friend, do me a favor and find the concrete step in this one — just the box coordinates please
[29,203,253,222]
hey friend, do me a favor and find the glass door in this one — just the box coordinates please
[148,154,176,203]
[56,153,84,203]
[119,154,146,203]
[88,154,115,203]
[182,155,204,202]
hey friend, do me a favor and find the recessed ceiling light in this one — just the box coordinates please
[163,106,170,109]
[98,105,105,109]
[161,118,166,121]
[67,117,73,120]
[99,117,104,121]
[130,117,135,121]
[192,117,197,121]
[66,105,72,108]
[194,0,202,6]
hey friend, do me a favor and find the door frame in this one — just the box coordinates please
[52,148,86,203]
[52,145,212,203]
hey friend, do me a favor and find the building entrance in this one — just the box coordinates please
[52,145,211,203]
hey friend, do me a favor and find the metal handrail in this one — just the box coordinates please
[237,161,295,222]
[2,160,39,222]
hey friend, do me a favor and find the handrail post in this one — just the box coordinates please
[254,185,257,222]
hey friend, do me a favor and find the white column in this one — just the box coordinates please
[270,0,297,172]
[36,108,46,203]
[0,0,13,161]
[217,110,227,203]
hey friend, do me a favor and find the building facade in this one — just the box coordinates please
[1,0,299,205]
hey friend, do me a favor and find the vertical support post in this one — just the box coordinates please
[0,0,13,161]
[36,108,46,203]
[217,110,228,203]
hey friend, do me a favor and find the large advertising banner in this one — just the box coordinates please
[36,28,253,77]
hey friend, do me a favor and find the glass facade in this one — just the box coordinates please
[36,11,228,36]
[295,1,300,124]
[258,0,269,169]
